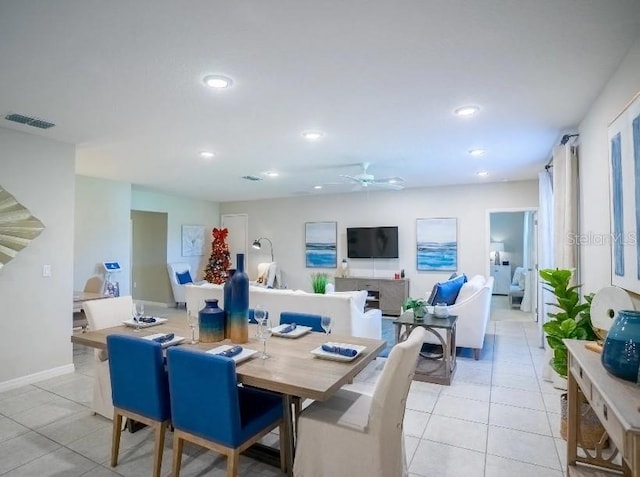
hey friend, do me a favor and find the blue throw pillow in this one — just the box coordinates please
[429,274,467,306]
[176,270,193,285]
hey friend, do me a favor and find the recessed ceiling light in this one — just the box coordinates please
[454,105,480,117]
[199,151,215,159]
[302,130,324,141]
[468,149,485,157]
[313,185,323,190]
[264,171,279,177]
[477,171,489,177]
[203,75,233,89]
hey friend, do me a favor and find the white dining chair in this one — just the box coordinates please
[83,295,134,419]
[293,326,427,477]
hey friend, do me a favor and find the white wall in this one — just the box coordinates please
[220,180,538,297]
[74,176,132,294]
[131,187,220,279]
[579,36,640,299]
[0,127,75,387]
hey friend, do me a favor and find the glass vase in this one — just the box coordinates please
[601,309,640,382]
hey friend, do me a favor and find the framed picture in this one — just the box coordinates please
[182,225,205,257]
[416,218,457,271]
[305,221,337,268]
[608,90,640,293]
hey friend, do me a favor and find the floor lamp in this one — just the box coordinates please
[252,237,274,261]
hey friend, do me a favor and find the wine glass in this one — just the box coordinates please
[186,310,198,344]
[258,318,272,360]
[254,305,267,337]
[321,316,332,335]
[132,303,142,332]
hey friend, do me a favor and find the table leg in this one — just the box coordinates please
[443,329,451,382]
[567,365,578,468]
[282,394,295,477]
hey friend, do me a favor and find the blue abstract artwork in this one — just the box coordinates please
[305,222,337,268]
[611,133,624,277]
[609,90,640,294]
[416,218,457,271]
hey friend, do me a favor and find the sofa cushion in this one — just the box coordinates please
[455,281,480,304]
[428,274,467,306]
[176,270,193,285]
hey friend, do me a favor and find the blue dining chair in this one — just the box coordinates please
[106,334,171,477]
[280,311,323,332]
[166,347,285,477]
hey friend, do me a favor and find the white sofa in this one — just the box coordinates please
[186,283,382,339]
[424,275,494,360]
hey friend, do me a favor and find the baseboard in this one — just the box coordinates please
[0,363,75,393]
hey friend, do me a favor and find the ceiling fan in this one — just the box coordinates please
[339,162,404,190]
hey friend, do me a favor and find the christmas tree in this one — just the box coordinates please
[204,227,231,284]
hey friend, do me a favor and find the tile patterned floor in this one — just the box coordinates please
[0,297,567,476]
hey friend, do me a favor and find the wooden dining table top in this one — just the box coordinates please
[71,314,386,402]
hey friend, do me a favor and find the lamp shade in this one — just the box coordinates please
[490,242,505,252]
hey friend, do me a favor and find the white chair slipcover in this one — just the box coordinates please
[293,326,427,477]
[83,295,133,419]
[167,262,192,306]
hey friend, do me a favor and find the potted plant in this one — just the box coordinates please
[310,272,330,294]
[404,297,427,320]
[539,268,603,447]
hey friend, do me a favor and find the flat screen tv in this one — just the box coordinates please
[347,226,399,259]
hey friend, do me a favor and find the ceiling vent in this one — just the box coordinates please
[5,113,55,129]
[242,175,263,181]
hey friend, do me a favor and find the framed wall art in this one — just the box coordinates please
[416,218,457,271]
[181,224,205,257]
[608,90,640,293]
[305,221,337,268]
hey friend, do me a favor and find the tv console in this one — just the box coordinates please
[335,277,409,316]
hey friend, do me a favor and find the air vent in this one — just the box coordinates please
[242,175,263,181]
[5,113,55,129]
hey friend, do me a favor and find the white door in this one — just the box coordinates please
[221,214,248,270]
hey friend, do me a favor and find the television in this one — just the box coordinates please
[347,226,399,259]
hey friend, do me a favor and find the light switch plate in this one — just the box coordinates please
[42,264,51,277]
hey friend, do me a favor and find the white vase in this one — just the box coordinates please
[552,371,568,390]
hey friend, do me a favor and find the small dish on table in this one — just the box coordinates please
[270,324,313,339]
[206,345,258,363]
[142,333,185,348]
[122,317,168,328]
[310,342,366,362]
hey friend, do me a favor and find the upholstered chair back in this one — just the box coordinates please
[84,296,133,331]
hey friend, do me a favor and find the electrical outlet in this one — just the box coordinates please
[42,264,51,277]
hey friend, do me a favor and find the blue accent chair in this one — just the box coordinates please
[106,335,171,477]
[280,311,323,332]
[166,347,285,476]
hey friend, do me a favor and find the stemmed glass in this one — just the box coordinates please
[186,310,198,344]
[321,316,332,335]
[254,305,267,337]
[258,318,272,360]
[133,303,144,332]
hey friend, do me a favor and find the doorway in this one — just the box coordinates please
[131,210,170,304]
[487,209,538,317]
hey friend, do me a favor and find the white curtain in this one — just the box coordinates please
[520,211,535,312]
[552,144,579,271]
[538,170,554,348]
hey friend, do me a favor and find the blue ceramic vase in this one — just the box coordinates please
[601,309,640,382]
[227,254,249,343]
[198,299,225,343]
[223,269,235,339]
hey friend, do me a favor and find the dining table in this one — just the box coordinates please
[71,313,385,476]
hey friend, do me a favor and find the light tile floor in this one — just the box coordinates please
[0,297,567,476]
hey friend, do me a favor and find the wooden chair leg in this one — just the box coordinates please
[279,421,287,473]
[172,434,184,477]
[111,411,123,467]
[152,421,167,477]
[227,450,239,477]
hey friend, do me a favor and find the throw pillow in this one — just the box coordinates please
[176,270,193,285]
[429,274,467,305]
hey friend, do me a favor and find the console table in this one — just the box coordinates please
[335,277,409,316]
[566,339,640,476]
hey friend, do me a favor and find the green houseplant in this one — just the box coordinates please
[539,268,597,377]
[539,268,602,447]
[404,297,427,319]
[310,272,330,294]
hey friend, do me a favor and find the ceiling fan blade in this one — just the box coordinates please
[370,182,404,190]
[373,176,405,184]
[339,174,361,182]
